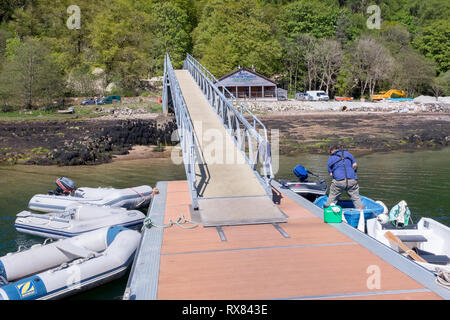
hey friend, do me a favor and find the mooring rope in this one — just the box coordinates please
[435,268,450,289]
[141,214,198,231]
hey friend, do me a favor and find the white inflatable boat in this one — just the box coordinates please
[29,185,154,213]
[15,204,145,239]
[367,215,450,274]
[0,226,140,300]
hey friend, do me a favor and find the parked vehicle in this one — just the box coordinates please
[295,92,313,101]
[276,88,288,101]
[306,91,329,101]
[335,96,354,101]
[371,89,405,101]
[99,95,121,104]
[80,98,97,105]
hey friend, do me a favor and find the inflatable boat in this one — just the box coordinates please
[366,202,450,274]
[0,226,140,300]
[278,165,327,202]
[314,195,385,228]
[15,204,145,239]
[29,182,154,213]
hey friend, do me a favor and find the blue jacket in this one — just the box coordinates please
[327,150,358,181]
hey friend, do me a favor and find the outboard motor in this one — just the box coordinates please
[293,165,309,182]
[49,177,76,195]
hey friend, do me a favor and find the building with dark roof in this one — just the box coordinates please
[215,67,278,99]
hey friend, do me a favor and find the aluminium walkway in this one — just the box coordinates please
[173,70,285,227]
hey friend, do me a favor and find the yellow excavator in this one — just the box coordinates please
[371,89,406,101]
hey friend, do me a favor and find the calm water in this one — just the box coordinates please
[275,148,450,224]
[0,148,448,299]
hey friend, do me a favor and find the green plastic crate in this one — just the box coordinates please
[324,205,342,223]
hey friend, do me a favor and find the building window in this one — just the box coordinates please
[251,86,262,98]
[264,86,275,98]
[237,87,249,99]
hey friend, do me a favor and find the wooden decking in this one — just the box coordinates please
[125,180,445,300]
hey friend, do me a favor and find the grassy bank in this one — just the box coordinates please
[0,101,163,122]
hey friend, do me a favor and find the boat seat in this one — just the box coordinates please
[414,248,450,265]
[396,235,428,243]
[381,223,418,230]
[55,242,96,258]
[421,255,450,265]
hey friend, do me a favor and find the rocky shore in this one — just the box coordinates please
[1,106,449,166]
[0,116,177,165]
[245,98,450,114]
[259,112,450,155]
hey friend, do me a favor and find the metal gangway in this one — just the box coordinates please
[163,54,285,226]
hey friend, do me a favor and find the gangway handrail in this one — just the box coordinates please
[185,53,269,141]
[183,54,274,182]
[164,54,199,209]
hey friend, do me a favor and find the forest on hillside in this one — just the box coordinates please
[0,0,449,109]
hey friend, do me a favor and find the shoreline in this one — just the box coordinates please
[259,112,450,155]
[0,116,177,166]
[0,111,449,165]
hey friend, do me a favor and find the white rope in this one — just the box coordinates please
[141,214,198,231]
[435,268,450,289]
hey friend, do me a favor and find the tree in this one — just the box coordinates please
[380,22,411,55]
[192,0,282,77]
[146,1,192,70]
[281,34,313,94]
[334,54,359,96]
[0,0,28,22]
[392,48,435,96]
[313,39,344,95]
[349,36,395,98]
[430,71,450,98]
[413,19,450,74]
[277,0,342,39]
[67,64,102,97]
[0,37,64,108]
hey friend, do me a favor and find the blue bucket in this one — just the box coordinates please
[314,195,384,228]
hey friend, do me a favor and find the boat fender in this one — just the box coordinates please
[375,200,388,215]
[375,200,389,224]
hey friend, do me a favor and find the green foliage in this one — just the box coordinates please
[0,0,449,107]
[413,19,450,73]
[0,37,64,109]
[277,0,342,39]
[193,0,282,77]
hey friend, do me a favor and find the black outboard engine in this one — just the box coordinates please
[293,165,309,182]
[48,177,76,195]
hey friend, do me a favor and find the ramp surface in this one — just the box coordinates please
[174,70,285,226]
